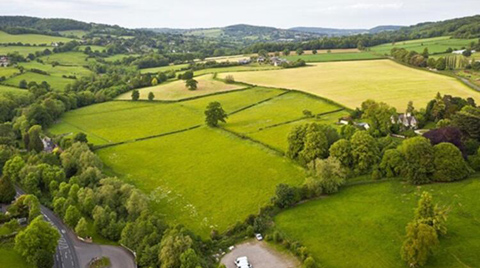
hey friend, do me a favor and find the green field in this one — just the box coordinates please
[50,87,308,236]
[0,45,54,56]
[117,74,244,101]
[59,30,88,38]
[275,176,480,268]
[103,54,138,62]
[98,126,304,236]
[219,60,480,110]
[0,240,32,268]
[0,67,20,77]
[285,52,384,62]
[0,85,31,96]
[18,61,93,78]
[50,87,285,144]
[77,45,106,52]
[4,72,75,90]
[40,52,91,66]
[0,31,72,45]
[371,36,478,55]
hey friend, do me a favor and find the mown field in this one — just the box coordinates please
[371,36,479,55]
[0,45,54,56]
[4,72,75,91]
[275,176,480,268]
[117,74,244,100]
[50,87,314,236]
[218,60,480,110]
[0,31,72,45]
[285,52,384,62]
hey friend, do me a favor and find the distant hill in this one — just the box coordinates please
[290,25,403,36]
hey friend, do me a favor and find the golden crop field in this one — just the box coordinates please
[219,59,480,110]
[117,74,244,100]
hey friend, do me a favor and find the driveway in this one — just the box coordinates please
[221,240,299,268]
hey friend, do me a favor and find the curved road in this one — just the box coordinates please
[16,188,136,268]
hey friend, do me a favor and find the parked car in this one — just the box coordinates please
[235,256,252,268]
[255,233,263,241]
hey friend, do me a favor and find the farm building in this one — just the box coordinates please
[391,113,418,129]
[452,49,476,55]
[238,58,251,65]
[41,136,56,153]
[0,55,9,67]
[270,57,289,66]
[355,122,370,130]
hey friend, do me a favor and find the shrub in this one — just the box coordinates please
[224,75,235,84]
[432,143,471,182]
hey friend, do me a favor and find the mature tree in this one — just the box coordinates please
[329,139,352,169]
[435,57,446,70]
[397,137,434,184]
[287,124,308,159]
[350,131,379,175]
[299,126,329,165]
[204,102,227,127]
[131,90,140,101]
[75,217,89,238]
[27,125,44,153]
[258,49,269,58]
[427,58,436,68]
[308,157,346,194]
[296,48,304,55]
[421,47,429,58]
[432,143,471,182]
[126,190,148,220]
[273,184,299,208]
[19,79,28,89]
[429,93,446,121]
[151,77,158,86]
[180,248,201,268]
[401,221,439,267]
[73,132,88,143]
[0,145,14,171]
[179,71,194,80]
[185,79,198,91]
[0,176,16,203]
[148,92,155,101]
[159,228,193,268]
[283,49,290,56]
[452,106,480,140]
[414,192,448,236]
[361,100,397,136]
[379,149,404,178]
[15,216,60,268]
[64,205,81,228]
[312,49,318,55]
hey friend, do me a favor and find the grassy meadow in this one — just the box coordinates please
[371,36,479,55]
[0,241,32,268]
[0,45,54,56]
[275,176,480,268]
[0,85,30,96]
[18,61,93,78]
[50,87,286,144]
[4,72,75,90]
[40,52,91,66]
[117,74,244,101]
[0,31,72,45]
[0,67,20,77]
[140,64,190,74]
[218,60,480,110]
[98,126,305,236]
[285,52,384,62]
[59,30,88,38]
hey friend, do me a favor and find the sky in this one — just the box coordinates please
[2,0,479,29]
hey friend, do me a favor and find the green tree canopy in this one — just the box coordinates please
[432,142,471,182]
[397,137,434,184]
[204,102,227,127]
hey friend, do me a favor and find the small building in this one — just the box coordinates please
[452,49,476,55]
[41,136,55,153]
[391,113,418,129]
[238,58,251,65]
[257,56,266,63]
[270,56,288,67]
[0,55,9,67]
[51,42,59,47]
[355,122,370,130]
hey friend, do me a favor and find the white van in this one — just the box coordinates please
[234,256,252,268]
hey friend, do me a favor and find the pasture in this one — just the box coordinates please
[98,126,304,236]
[117,74,244,101]
[50,87,285,144]
[0,45,53,56]
[59,30,87,38]
[103,54,138,62]
[284,52,384,62]
[140,64,189,74]
[77,45,106,52]
[0,85,30,96]
[0,67,20,78]
[371,36,478,55]
[275,176,480,268]
[40,52,91,66]
[18,61,93,78]
[0,31,71,45]
[4,72,75,90]
[218,60,480,110]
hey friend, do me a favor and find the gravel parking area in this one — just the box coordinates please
[221,240,299,268]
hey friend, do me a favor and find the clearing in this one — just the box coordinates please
[218,59,480,110]
[275,176,480,268]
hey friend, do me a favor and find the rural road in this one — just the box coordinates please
[15,187,136,268]
[221,240,299,268]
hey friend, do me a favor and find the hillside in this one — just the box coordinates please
[290,25,402,36]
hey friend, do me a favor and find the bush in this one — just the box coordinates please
[246,225,254,237]
[224,75,235,84]
[432,143,471,182]
[303,256,318,268]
